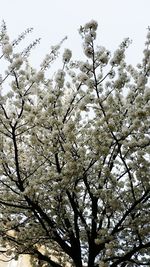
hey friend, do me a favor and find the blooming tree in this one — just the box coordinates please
[0,20,150,267]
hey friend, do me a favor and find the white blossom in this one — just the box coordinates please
[35,70,44,82]
[55,69,65,88]
[62,48,72,63]
[11,55,23,69]
[83,45,93,58]
[2,43,13,55]
[77,72,89,83]
[84,19,98,31]
[0,20,150,267]
[110,49,125,65]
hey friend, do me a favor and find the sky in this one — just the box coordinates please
[1,0,150,68]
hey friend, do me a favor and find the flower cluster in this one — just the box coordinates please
[83,19,98,32]
[95,46,110,65]
[34,70,44,83]
[10,54,23,69]
[2,43,12,56]
[79,19,98,58]
[55,69,65,88]
[62,48,72,63]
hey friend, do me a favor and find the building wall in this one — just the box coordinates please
[0,249,31,267]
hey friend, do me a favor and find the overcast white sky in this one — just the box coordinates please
[1,0,150,67]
